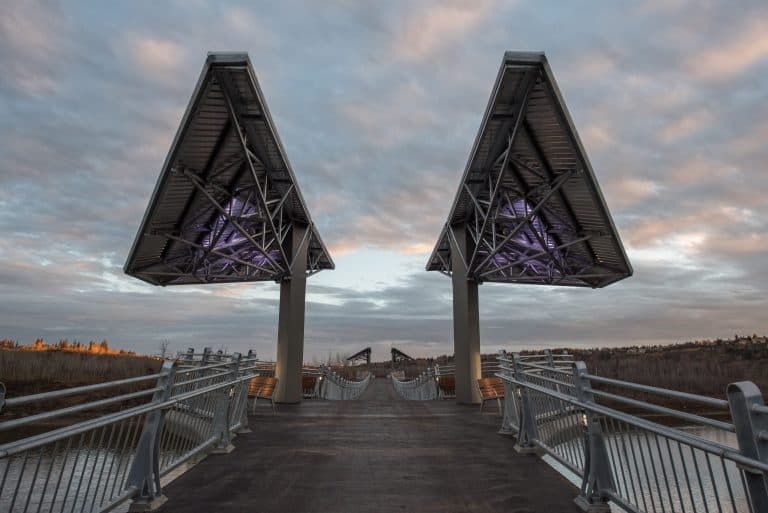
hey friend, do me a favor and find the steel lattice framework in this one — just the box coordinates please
[125,53,333,285]
[391,347,414,365]
[426,52,631,288]
[346,347,371,365]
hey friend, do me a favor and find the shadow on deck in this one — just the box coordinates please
[157,379,580,513]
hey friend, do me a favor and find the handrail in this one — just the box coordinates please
[495,350,768,513]
[502,375,767,473]
[0,387,163,432]
[0,346,257,513]
[589,388,735,432]
[584,372,730,409]
[3,372,164,407]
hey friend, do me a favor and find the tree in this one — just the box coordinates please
[159,339,170,359]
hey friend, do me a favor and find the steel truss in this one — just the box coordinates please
[346,347,371,365]
[391,347,414,365]
[427,53,631,288]
[125,55,333,286]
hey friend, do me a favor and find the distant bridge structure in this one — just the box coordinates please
[346,347,371,365]
[391,347,414,366]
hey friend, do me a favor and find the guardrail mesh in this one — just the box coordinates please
[497,350,767,513]
[0,348,257,513]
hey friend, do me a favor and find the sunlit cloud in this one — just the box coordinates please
[119,34,187,86]
[391,0,496,62]
[687,15,768,80]
[604,178,661,209]
[657,108,712,143]
[0,1,67,95]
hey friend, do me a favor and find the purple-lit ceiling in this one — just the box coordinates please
[124,53,334,286]
[427,52,632,288]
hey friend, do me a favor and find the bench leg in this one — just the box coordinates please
[271,398,277,415]
[480,399,485,413]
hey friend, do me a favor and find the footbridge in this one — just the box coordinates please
[4,350,767,512]
[0,350,579,513]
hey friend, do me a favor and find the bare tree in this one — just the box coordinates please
[159,339,170,359]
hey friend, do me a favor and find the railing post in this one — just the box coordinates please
[573,361,614,513]
[127,361,176,511]
[211,356,237,454]
[201,347,212,365]
[727,381,768,512]
[184,347,195,362]
[427,367,437,400]
[497,351,518,436]
[0,382,5,414]
[513,353,539,453]
[319,368,326,399]
[231,353,251,434]
[544,349,554,367]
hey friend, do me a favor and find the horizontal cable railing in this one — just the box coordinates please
[496,349,768,513]
[392,370,438,400]
[0,347,258,513]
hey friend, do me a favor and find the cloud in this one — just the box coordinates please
[668,155,738,185]
[391,0,496,62]
[687,15,768,80]
[604,178,661,209]
[0,1,68,95]
[657,108,712,143]
[120,34,187,85]
[339,79,438,149]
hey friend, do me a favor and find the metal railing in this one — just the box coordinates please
[0,347,259,513]
[317,368,373,400]
[480,359,502,377]
[497,350,768,513]
[433,364,455,399]
[392,370,438,400]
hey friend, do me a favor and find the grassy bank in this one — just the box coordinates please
[572,338,768,400]
[0,347,162,397]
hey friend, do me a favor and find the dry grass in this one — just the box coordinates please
[394,337,768,408]
[0,348,162,397]
[570,340,768,413]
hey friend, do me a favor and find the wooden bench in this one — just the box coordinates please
[476,377,505,413]
[302,376,318,399]
[248,376,277,414]
[437,375,455,399]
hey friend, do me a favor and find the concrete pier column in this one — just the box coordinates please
[449,224,481,404]
[275,224,308,403]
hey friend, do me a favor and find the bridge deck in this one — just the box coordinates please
[158,378,580,513]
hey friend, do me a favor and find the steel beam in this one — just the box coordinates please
[216,71,291,269]
[479,233,594,278]
[180,168,285,274]
[467,70,537,273]
[473,170,574,276]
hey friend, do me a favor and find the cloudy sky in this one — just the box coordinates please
[1,1,767,361]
